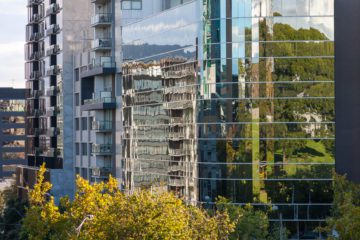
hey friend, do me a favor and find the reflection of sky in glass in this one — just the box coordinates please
[123,2,199,45]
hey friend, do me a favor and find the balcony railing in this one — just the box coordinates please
[27,32,44,42]
[46,3,60,16]
[170,117,184,124]
[84,97,115,105]
[26,51,43,61]
[168,178,185,187]
[164,101,192,110]
[92,121,112,131]
[169,131,185,140]
[92,144,112,154]
[46,65,61,76]
[91,13,112,26]
[29,13,43,23]
[46,44,60,56]
[46,24,60,36]
[168,149,187,156]
[46,86,58,96]
[27,0,43,6]
[91,38,112,50]
[91,167,112,178]
[168,165,185,172]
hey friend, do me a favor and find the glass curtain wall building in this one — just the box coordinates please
[122,0,334,232]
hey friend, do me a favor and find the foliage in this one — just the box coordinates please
[21,165,234,240]
[324,174,360,239]
[216,196,272,240]
[0,182,27,240]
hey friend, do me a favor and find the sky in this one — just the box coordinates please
[0,0,26,88]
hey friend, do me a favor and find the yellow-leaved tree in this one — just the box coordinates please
[21,164,235,240]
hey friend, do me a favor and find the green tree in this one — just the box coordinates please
[325,174,360,239]
[0,182,27,240]
[216,196,271,240]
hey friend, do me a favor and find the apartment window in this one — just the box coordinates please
[82,117,87,130]
[89,117,94,130]
[75,143,79,155]
[75,93,80,106]
[121,0,142,10]
[82,143,87,155]
[75,69,79,82]
[75,118,79,131]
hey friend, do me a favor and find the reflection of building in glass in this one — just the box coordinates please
[122,0,335,235]
[0,88,26,178]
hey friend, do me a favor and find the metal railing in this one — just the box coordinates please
[92,121,112,131]
[91,13,112,25]
[92,144,112,154]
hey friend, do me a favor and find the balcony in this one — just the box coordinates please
[46,65,61,76]
[39,127,59,137]
[27,71,41,80]
[92,121,112,132]
[170,117,184,124]
[26,51,43,61]
[29,13,43,24]
[26,89,42,99]
[46,86,58,96]
[91,13,112,27]
[46,3,60,16]
[81,57,116,78]
[27,32,44,42]
[46,106,60,117]
[92,144,112,155]
[46,44,60,56]
[28,128,39,137]
[91,0,109,4]
[169,131,185,140]
[27,0,43,7]
[81,91,116,111]
[27,109,41,118]
[44,148,60,157]
[168,165,185,172]
[168,148,187,156]
[168,178,185,187]
[91,38,112,51]
[164,101,192,110]
[46,24,60,36]
[91,167,112,178]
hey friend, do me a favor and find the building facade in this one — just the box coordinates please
[25,0,91,199]
[122,0,334,234]
[0,88,26,178]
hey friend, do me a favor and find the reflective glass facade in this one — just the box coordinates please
[122,0,334,229]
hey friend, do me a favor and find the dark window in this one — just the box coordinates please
[75,69,79,82]
[82,143,87,155]
[75,143,79,155]
[82,117,87,130]
[75,118,79,131]
[75,93,80,106]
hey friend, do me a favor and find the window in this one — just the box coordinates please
[75,118,79,131]
[75,143,79,155]
[75,69,79,82]
[121,0,142,10]
[75,93,80,106]
[89,117,94,130]
[82,117,87,130]
[82,143,87,156]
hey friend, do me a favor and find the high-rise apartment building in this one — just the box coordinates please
[121,0,335,234]
[0,88,26,178]
[73,0,119,184]
[25,0,91,199]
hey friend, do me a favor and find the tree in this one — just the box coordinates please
[324,174,360,239]
[21,164,235,240]
[0,182,27,240]
[216,196,271,240]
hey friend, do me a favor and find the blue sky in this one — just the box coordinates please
[0,0,26,88]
